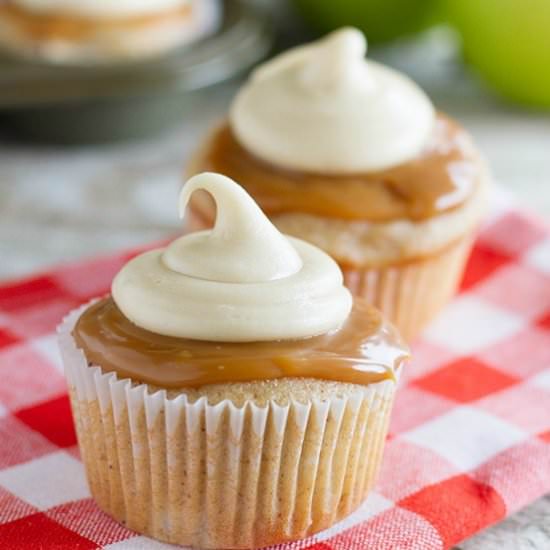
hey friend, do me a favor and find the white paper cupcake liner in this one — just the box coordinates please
[342,235,474,341]
[58,304,398,549]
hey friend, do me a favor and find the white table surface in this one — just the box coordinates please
[0,25,549,550]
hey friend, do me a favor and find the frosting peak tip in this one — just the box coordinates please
[171,172,302,283]
[300,27,371,93]
[322,27,367,58]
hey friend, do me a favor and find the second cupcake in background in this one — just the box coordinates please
[188,27,490,340]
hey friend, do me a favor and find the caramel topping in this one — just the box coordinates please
[0,2,191,40]
[73,297,408,389]
[194,115,479,223]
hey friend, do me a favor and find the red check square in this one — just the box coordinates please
[0,276,67,313]
[399,474,506,548]
[460,245,511,291]
[414,357,519,403]
[15,394,77,448]
[0,328,20,349]
[0,513,97,550]
[537,312,550,331]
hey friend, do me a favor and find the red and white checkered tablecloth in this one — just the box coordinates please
[0,200,549,550]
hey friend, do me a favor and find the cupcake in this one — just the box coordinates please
[0,0,219,63]
[57,172,408,549]
[187,28,490,340]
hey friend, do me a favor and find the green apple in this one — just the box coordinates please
[292,0,440,45]
[446,0,550,108]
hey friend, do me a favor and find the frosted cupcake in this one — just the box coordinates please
[188,28,490,340]
[58,172,408,549]
[0,0,219,63]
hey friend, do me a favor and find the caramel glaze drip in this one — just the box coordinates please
[0,2,191,40]
[194,114,479,223]
[73,297,409,389]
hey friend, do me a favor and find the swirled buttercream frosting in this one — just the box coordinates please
[230,27,435,173]
[112,172,352,342]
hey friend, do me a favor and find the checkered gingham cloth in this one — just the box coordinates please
[0,199,549,550]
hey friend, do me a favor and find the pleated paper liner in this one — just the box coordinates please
[343,235,473,341]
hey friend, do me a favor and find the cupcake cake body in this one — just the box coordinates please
[0,0,220,63]
[58,172,408,549]
[188,28,490,340]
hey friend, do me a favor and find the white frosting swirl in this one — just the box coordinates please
[12,0,189,19]
[112,172,352,342]
[230,27,435,173]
